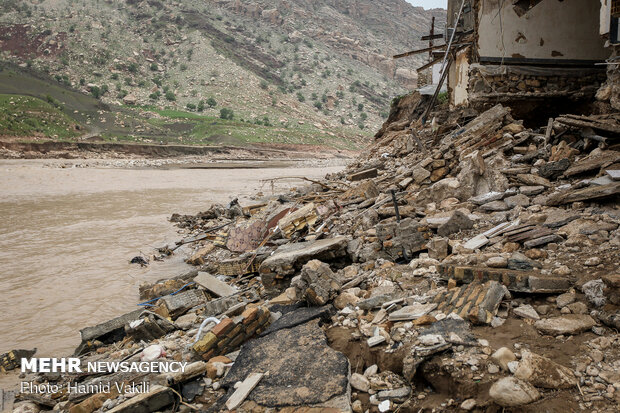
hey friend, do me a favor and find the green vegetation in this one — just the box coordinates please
[219,108,234,120]
[0,94,79,138]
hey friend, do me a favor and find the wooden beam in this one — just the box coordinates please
[416,55,443,73]
[393,44,447,59]
[421,33,443,41]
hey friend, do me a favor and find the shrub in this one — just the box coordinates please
[149,91,161,100]
[296,92,305,102]
[314,101,322,110]
[357,103,364,111]
[180,63,187,71]
[197,100,205,112]
[90,86,101,98]
[128,63,138,73]
[186,103,196,111]
[165,90,176,101]
[206,97,217,107]
[360,112,368,121]
[219,108,234,120]
[150,63,158,71]
[259,80,269,90]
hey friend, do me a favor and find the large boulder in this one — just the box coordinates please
[515,351,577,388]
[489,377,540,407]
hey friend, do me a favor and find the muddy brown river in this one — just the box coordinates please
[0,159,343,371]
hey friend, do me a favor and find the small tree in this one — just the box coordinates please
[197,100,205,112]
[219,108,234,120]
[206,97,217,107]
[165,90,176,101]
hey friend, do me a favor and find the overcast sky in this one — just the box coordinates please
[406,0,447,9]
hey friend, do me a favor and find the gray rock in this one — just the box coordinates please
[520,186,545,196]
[582,279,606,307]
[470,191,505,205]
[534,314,596,336]
[486,256,508,268]
[505,194,530,208]
[437,211,474,237]
[491,347,516,371]
[412,166,431,183]
[556,292,576,308]
[489,377,540,407]
[515,351,577,389]
[513,304,539,320]
[350,373,370,392]
[480,200,510,212]
[260,237,349,294]
[507,252,541,270]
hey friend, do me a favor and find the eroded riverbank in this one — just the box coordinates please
[0,159,343,366]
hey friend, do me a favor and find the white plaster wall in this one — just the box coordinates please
[478,0,609,61]
[449,47,470,107]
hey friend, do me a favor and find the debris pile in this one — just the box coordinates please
[4,93,620,412]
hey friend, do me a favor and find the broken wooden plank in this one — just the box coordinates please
[507,228,554,243]
[226,372,264,410]
[278,203,318,238]
[556,115,620,135]
[545,117,554,145]
[546,182,620,206]
[563,151,620,177]
[194,272,237,298]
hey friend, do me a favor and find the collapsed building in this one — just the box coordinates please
[439,0,620,121]
[1,2,619,413]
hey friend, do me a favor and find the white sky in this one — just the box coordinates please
[406,0,447,10]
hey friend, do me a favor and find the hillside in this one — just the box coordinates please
[0,0,444,149]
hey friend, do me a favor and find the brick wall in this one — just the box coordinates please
[192,306,271,360]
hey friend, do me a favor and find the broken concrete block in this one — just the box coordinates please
[376,218,429,260]
[155,289,205,319]
[534,314,596,336]
[438,264,570,293]
[437,211,473,237]
[388,303,438,321]
[75,309,144,355]
[427,237,449,260]
[299,260,344,306]
[347,168,378,181]
[194,272,237,298]
[259,237,348,294]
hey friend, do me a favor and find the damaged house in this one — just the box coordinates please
[441,0,619,121]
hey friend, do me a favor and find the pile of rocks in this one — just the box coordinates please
[5,93,620,413]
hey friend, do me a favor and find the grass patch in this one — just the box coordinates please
[0,94,80,138]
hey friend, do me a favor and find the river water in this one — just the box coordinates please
[0,159,342,368]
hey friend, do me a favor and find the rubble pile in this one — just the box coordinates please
[3,92,620,412]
